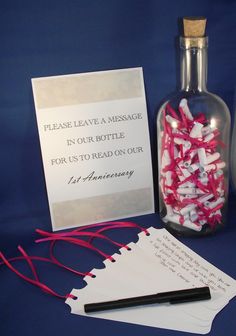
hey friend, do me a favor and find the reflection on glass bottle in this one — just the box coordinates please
[230,93,236,192]
[157,18,230,236]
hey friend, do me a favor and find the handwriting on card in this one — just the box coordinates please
[150,233,232,294]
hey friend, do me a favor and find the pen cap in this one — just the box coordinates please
[168,287,211,304]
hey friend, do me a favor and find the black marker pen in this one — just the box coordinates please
[84,287,211,313]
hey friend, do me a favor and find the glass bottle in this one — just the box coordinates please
[156,18,230,236]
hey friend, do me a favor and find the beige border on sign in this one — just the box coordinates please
[52,187,153,230]
[32,68,143,109]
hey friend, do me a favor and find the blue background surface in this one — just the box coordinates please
[0,1,236,335]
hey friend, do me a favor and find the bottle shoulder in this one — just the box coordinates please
[157,91,231,123]
[204,91,231,116]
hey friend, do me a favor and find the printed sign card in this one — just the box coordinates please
[32,68,154,231]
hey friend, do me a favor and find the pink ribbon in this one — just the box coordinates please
[0,221,147,299]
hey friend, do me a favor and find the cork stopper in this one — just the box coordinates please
[181,17,207,48]
[183,17,207,37]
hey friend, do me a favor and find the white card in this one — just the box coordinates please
[32,68,154,230]
[66,227,236,334]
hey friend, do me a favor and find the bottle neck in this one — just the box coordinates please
[180,37,208,92]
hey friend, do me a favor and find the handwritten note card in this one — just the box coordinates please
[67,227,236,334]
[32,68,154,230]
